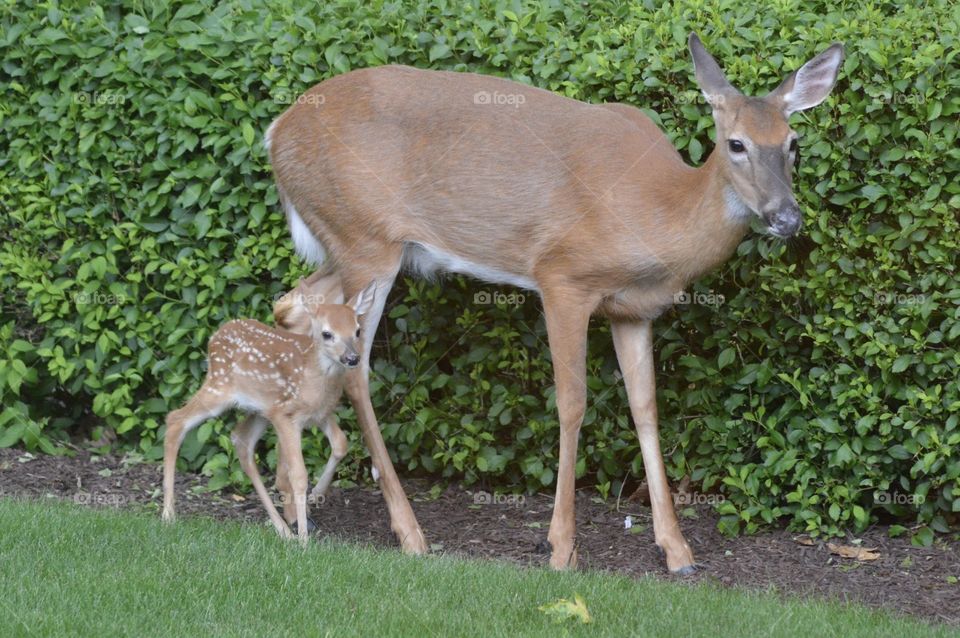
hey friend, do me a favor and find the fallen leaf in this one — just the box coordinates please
[230,494,245,502]
[827,542,880,561]
[793,536,815,546]
[626,481,650,505]
[538,594,592,624]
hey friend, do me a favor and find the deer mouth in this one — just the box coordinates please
[763,206,802,238]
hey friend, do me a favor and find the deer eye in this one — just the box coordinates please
[789,138,798,153]
[321,331,333,341]
[355,328,361,338]
[727,139,746,153]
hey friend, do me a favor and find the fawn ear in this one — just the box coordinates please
[348,281,377,317]
[304,271,345,305]
[273,281,312,334]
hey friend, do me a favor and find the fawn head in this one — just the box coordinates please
[273,280,377,368]
[688,33,844,238]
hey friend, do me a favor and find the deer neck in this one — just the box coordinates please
[659,149,753,284]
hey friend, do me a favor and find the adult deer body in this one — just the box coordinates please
[266,34,843,571]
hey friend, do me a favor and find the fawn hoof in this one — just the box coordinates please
[289,517,317,536]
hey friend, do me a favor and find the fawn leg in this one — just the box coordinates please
[310,415,348,501]
[232,414,292,539]
[162,388,228,522]
[273,412,310,546]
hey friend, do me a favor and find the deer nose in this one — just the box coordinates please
[342,353,360,367]
[765,203,802,238]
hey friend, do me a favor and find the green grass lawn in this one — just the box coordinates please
[0,499,952,638]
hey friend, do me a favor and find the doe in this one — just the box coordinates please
[266,33,844,571]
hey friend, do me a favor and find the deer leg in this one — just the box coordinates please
[162,388,228,522]
[341,266,427,555]
[274,438,298,526]
[542,286,596,570]
[611,319,695,574]
[272,412,310,547]
[310,415,348,501]
[232,414,293,539]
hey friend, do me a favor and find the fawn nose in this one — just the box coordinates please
[342,353,360,367]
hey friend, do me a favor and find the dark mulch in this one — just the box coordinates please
[1,446,957,626]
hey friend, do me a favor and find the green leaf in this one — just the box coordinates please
[717,347,736,370]
[242,121,255,147]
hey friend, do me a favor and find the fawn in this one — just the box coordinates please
[162,277,375,544]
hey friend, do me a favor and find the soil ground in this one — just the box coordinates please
[1,447,957,627]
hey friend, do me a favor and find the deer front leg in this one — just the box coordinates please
[341,269,427,555]
[611,319,695,574]
[272,413,310,547]
[543,287,596,570]
[310,415,348,501]
[232,414,293,539]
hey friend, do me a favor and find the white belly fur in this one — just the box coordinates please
[402,242,539,292]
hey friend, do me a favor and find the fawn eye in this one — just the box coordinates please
[727,139,746,154]
[321,330,333,341]
[789,138,798,153]
[355,328,361,338]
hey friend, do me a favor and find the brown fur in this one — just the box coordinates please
[265,33,843,570]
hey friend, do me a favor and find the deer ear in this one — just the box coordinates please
[348,281,377,317]
[768,43,844,116]
[688,33,738,108]
[305,272,344,305]
[274,284,312,334]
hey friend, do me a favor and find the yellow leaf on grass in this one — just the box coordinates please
[827,543,880,561]
[538,594,592,624]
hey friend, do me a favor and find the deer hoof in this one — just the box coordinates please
[289,517,317,536]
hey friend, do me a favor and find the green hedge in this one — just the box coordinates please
[1,0,958,543]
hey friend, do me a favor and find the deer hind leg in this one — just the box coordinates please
[339,254,427,555]
[542,285,597,570]
[310,415,348,502]
[162,387,230,522]
[232,414,293,539]
[611,319,695,574]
